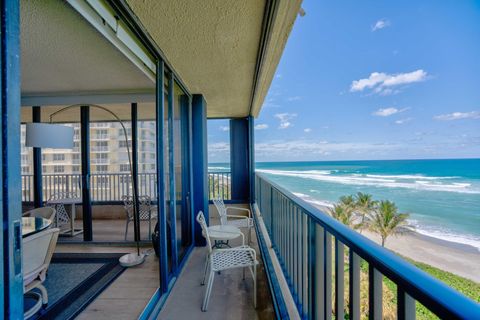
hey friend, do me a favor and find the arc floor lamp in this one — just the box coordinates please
[25,104,145,267]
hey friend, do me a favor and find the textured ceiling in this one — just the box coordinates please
[20,0,154,101]
[126,0,265,118]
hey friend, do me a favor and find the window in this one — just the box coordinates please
[96,153,108,160]
[72,166,80,173]
[54,165,64,173]
[53,154,65,161]
[21,166,30,174]
[119,140,131,148]
[96,165,108,172]
[96,141,108,147]
[42,154,47,161]
[119,164,130,172]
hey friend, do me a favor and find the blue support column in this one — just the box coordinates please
[1,0,23,317]
[32,106,43,208]
[192,94,208,246]
[248,116,255,204]
[80,106,93,241]
[155,61,169,292]
[230,118,254,202]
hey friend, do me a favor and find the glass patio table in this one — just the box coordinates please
[22,217,52,238]
[206,225,243,248]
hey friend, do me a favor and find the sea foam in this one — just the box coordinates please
[257,169,480,194]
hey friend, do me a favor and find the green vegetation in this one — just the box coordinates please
[365,200,410,246]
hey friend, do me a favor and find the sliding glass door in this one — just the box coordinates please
[173,81,192,262]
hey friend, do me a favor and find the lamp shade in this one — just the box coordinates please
[25,123,74,149]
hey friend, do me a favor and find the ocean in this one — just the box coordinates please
[209,159,480,251]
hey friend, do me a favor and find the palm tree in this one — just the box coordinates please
[354,192,377,233]
[328,203,357,229]
[365,200,411,246]
[339,195,356,208]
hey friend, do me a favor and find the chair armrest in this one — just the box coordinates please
[225,214,250,220]
[226,206,251,218]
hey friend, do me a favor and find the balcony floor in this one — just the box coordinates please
[159,217,274,320]
[52,206,274,319]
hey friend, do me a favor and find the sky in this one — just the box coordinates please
[208,0,480,163]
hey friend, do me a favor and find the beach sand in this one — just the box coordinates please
[313,204,480,283]
[362,230,480,283]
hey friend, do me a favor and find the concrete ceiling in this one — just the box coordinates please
[126,0,301,118]
[20,0,155,102]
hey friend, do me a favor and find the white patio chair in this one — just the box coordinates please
[213,197,254,244]
[122,195,158,240]
[46,192,78,230]
[23,227,60,319]
[197,211,257,311]
[23,207,56,222]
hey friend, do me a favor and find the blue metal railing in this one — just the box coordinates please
[255,173,480,319]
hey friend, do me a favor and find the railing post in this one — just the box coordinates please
[315,224,325,319]
[398,288,415,320]
[324,232,332,319]
[369,265,383,320]
[349,251,360,320]
[335,239,345,320]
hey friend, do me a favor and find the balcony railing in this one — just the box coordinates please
[21,173,157,203]
[208,171,231,200]
[21,171,231,203]
[255,173,480,319]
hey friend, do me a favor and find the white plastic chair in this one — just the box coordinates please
[122,195,157,240]
[23,227,60,319]
[213,197,254,244]
[23,207,56,222]
[197,211,257,311]
[46,192,78,229]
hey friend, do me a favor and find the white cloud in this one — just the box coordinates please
[219,126,229,132]
[350,69,428,95]
[304,128,312,133]
[255,140,397,158]
[372,107,408,117]
[254,124,269,130]
[372,19,391,31]
[275,113,297,129]
[287,96,302,101]
[208,142,229,153]
[395,118,413,125]
[434,111,480,121]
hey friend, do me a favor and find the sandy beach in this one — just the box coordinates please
[313,204,480,283]
[362,230,480,283]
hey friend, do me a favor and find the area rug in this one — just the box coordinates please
[24,253,126,320]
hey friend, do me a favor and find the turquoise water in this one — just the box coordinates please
[209,159,480,250]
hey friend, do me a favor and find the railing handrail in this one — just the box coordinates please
[256,172,480,319]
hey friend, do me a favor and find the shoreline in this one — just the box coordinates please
[313,204,480,283]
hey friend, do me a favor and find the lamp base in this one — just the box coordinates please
[119,252,146,267]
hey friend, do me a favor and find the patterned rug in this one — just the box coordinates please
[24,253,126,320]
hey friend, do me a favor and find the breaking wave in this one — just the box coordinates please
[257,169,480,194]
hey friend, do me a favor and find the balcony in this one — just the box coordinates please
[254,173,480,319]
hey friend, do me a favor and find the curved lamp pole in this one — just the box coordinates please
[43,104,144,266]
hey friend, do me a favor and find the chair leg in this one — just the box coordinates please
[201,257,209,285]
[248,226,252,245]
[37,284,48,305]
[253,264,257,308]
[202,271,215,312]
[125,220,129,241]
[148,218,152,240]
